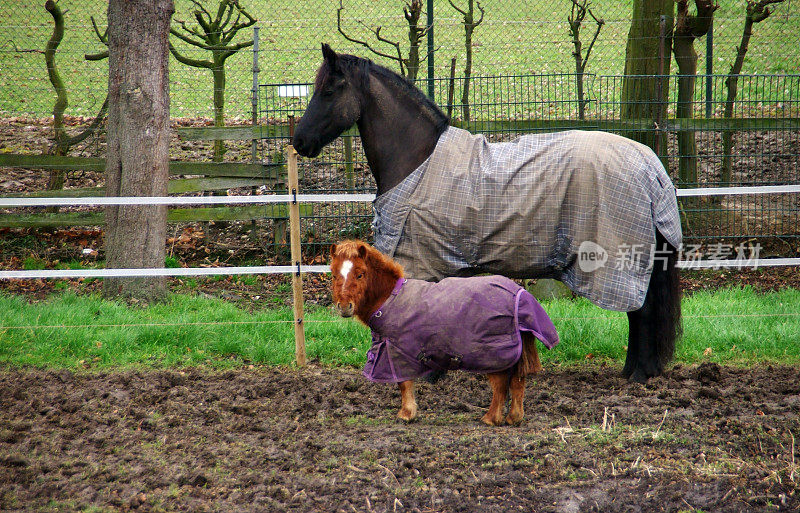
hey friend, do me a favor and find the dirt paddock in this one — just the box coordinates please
[1,363,798,512]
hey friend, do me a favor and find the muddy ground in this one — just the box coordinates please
[1,363,798,512]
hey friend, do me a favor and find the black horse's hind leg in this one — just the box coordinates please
[623,231,682,383]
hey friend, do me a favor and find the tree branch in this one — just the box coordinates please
[748,0,785,23]
[65,95,108,147]
[85,15,109,61]
[168,42,214,68]
[447,0,466,16]
[170,26,217,49]
[337,0,405,66]
[582,9,604,67]
[190,0,213,31]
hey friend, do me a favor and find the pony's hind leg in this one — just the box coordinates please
[506,375,525,426]
[505,332,540,425]
[481,372,509,426]
[397,380,418,422]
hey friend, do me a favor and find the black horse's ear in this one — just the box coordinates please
[321,43,338,71]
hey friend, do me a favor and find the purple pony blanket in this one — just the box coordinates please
[363,275,559,383]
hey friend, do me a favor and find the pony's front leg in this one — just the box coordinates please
[397,380,418,421]
[482,372,509,426]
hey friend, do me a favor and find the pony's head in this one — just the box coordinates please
[330,240,403,323]
[293,44,364,158]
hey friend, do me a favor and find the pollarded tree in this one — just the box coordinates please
[568,0,604,120]
[169,0,256,161]
[40,0,108,194]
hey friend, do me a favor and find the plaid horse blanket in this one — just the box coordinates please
[372,126,682,312]
[363,276,559,383]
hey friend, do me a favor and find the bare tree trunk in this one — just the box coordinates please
[621,0,674,161]
[44,1,109,195]
[405,1,423,82]
[104,0,174,301]
[450,0,484,121]
[212,54,226,162]
[568,0,604,120]
[673,0,716,186]
[721,0,784,183]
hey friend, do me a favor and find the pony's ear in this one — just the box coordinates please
[330,243,338,258]
[357,243,367,259]
[321,43,338,71]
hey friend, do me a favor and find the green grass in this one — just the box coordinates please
[0,1,797,117]
[0,291,368,369]
[1,286,798,370]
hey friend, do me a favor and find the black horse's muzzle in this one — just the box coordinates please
[292,133,322,158]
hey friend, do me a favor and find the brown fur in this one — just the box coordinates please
[330,240,404,324]
[330,240,542,426]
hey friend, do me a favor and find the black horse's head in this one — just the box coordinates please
[292,44,363,158]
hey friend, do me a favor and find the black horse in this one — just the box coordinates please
[293,44,681,383]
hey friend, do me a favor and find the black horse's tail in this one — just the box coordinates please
[653,231,682,366]
[624,230,682,382]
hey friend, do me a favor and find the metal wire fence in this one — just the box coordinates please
[257,70,799,261]
[1,0,798,263]
[1,1,798,118]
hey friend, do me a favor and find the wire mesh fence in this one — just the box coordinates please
[1,0,798,264]
[258,69,799,262]
[1,1,798,118]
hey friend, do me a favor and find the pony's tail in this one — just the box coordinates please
[651,231,682,369]
[516,331,543,378]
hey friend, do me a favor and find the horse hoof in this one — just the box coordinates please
[480,413,505,427]
[398,409,417,422]
[505,413,524,426]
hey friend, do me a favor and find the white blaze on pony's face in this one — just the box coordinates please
[339,260,353,290]
[330,242,370,318]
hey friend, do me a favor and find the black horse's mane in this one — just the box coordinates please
[317,53,449,134]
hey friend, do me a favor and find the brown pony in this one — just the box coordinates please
[330,240,549,426]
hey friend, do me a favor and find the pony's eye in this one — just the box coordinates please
[357,273,364,279]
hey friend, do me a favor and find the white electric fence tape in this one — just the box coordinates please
[2,185,800,207]
[0,193,377,207]
[2,185,798,279]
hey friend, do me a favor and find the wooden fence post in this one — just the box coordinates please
[286,144,307,366]
[343,136,355,190]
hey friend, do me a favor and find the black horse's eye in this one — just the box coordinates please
[321,88,335,98]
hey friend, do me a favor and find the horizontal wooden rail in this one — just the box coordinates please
[0,154,284,179]
[0,204,309,228]
[1,177,269,199]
